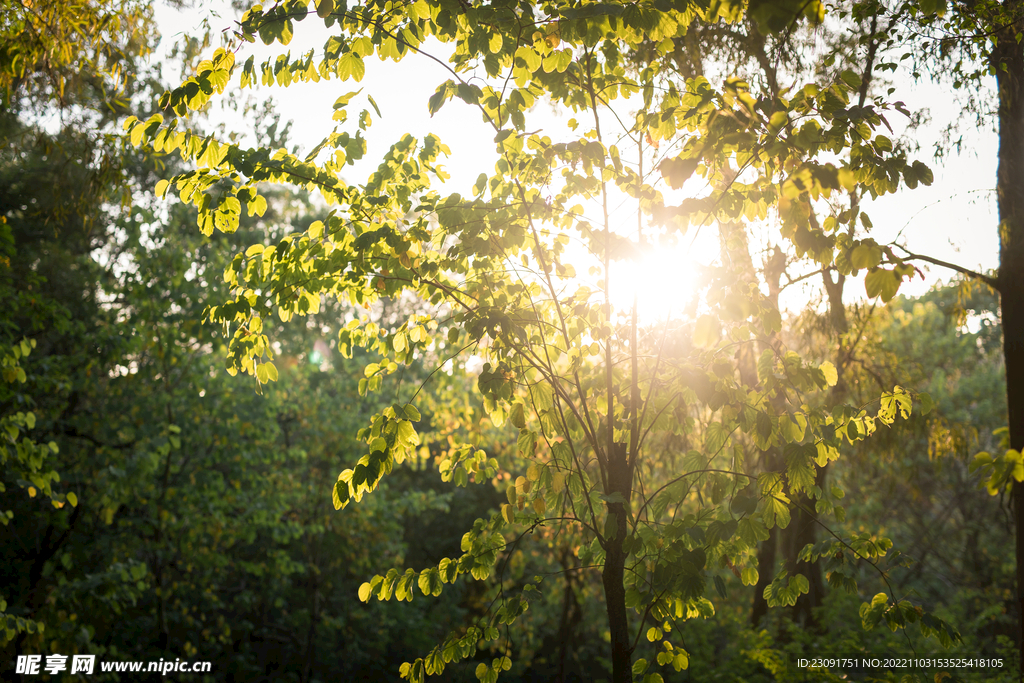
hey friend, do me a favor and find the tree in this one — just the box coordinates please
[0,0,165,652]
[0,0,153,102]
[833,286,1014,652]
[777,0,1024,669]
[133,0,961,680]
[1,1,493,674]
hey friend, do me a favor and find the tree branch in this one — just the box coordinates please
[894,246,1001,291]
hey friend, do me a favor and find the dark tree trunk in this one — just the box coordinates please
[557,551,582,682]
[992,11,1024,671]
[603,443,633,683]
[738,236,827,627]
[782,467,827,628]
[301,585,319,683]
[774,267,848,629]
[751,524,778,626]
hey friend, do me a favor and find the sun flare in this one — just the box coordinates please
[609,229,721,323]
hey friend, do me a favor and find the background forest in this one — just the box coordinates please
[0,0,1019,681]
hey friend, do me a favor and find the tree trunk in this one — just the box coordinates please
[301,584,319,683]
[750,524,778,626]
[603,443,633,683]
[781,467,827,629]
[557,551,582,683]
[721,228,827,627]
[992,11,1024,671]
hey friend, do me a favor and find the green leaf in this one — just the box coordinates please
[1010,449,1024,482]
[785,445,816,494]
[764,571,809,607]
[428,81,453,115]
[731,489,758,516]
[849,243,881,270]
[509,403,526,429]
[418,568,442,596]
[840,69,862,89]
[333,480,350,510]
[919,0,947,15]
[316,0,335,17]
[396,420,417,447]
[367,94,381,117]
[865,268,900,302]
[763,495,791,529]
[249,194,268,217]
[517,429,536,457]
[761,308,782,335]
[660,156,699,188]
[969,451,993,474]
[337,52,365,82]
[756,411,772,440]
[693,315,719,348]
[741,566,759,586]
[258,16,294,45]
[819,361,838,387]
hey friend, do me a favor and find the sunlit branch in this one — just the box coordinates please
[893,244,1000,291]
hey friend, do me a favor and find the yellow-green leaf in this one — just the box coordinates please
[819,361,838,387]
[316,0,335,17]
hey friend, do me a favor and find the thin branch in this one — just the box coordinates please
[894,245,1000,291]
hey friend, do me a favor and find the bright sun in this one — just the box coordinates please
[609,228,721,322]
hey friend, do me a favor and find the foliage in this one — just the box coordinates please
[127,0,980,680]
[825,286,1013,657]
[0,0,154,101]
[1,1,494,677]
[0,0,1016,681]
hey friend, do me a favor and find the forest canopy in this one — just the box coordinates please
[1,0,1020,681]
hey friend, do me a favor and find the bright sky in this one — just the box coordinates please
[151,1,1000,319]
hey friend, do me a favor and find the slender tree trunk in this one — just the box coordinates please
[782,467,827,628]
[719,225,828,627]
[301,584,319,683]
[993,11,1024,672]
[556,549,582,682]
[750,524,778,626]
[777,268,848,628]
[603,443,633,683]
